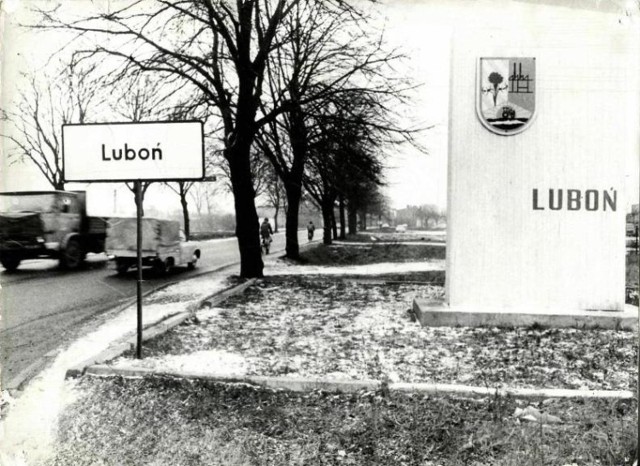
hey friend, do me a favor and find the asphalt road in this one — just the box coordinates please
[0,230,310,389]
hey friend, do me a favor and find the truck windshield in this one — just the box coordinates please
[0,194,57,213]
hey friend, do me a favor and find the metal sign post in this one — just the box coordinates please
[135,180,143,359]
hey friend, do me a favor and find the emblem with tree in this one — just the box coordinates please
[485,72,509,106]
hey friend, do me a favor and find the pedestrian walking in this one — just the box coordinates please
[260,218,273,254]
[307,221,315,241]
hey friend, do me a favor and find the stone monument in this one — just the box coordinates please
[414,18,640,329]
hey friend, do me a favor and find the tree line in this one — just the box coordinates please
[3,0,424,278]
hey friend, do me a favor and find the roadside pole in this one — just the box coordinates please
[135,180,143,359]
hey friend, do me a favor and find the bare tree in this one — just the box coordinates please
[113,73,183,214]
[36,0,310,277]
[259,164,287,232]
[416,204,442,229]
[256,0,421,257]
[35,0,422,276]
[302,92,386,244]
[165,181,195,239]
[1,60,104,190]
[112,72,210,217]
[190,180,219,216]
[215,145,271,201]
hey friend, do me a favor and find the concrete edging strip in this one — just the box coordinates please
[389,382,634,399]
[197,278,256,309]
[81,364,634,399]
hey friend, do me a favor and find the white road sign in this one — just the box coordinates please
[62,121,204,182]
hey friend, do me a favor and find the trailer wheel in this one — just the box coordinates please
[152,258,168,275]
[1,256,21,272]
[60,238,85,270]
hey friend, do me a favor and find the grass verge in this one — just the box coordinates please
[343,231,446,243]
[45,376,637,466]
[298,243,445,265]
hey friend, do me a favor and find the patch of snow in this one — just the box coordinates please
[112,350,248,377]
[268,260,444,276]
[331,241,445,247]
[149,274,232,300]
[322,371,358,381]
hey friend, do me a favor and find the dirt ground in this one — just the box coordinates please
[113,275,636,392]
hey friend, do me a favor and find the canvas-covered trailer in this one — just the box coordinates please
[106,217,200,274]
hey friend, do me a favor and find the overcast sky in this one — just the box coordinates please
[1,0,639,216]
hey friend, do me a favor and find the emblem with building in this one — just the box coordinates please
[478,57,536,136]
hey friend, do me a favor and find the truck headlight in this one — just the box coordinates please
[36,236,45,243]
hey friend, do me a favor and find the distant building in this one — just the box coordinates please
[395,204,445,229]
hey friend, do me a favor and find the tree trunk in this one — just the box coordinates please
[359,210,367,231]
[227,141,263,278]
[322,202,333,245]
[282,101,308,259]
[131,190,146,216]
[128,182,150,216]
[274,204,279,233]
[284,180,302,259]
[348,205,357,235]
[180,194,190,240]
[339,196,346,239]
[331,210,338,240]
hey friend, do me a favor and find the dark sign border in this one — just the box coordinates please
[62,120,206,183]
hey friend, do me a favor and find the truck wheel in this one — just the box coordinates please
[61,239,85,270]
[1,256,21,272]
[187,252,199,270]
[116,260,130,275]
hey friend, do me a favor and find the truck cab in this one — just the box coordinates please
[0,191,107,272]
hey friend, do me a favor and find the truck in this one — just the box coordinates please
[0,190,107,272]
[106,217,201,275]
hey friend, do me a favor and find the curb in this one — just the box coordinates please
[65,278,256,379]
[80,365,635,400]
[85,365,381,393]
[197,278,256,309]
[389,382,634,399]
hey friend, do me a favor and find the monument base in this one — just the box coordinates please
[412,300,638,330]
